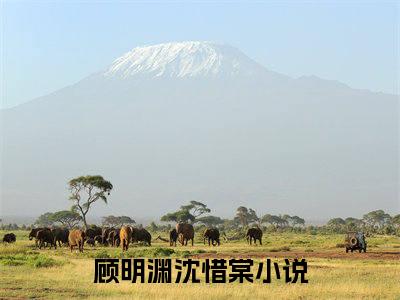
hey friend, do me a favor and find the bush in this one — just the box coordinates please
[270,246,290,252]
[152,247,175,257]
[29,255,60,268]
[0,253,62,268]
[179,250,191,258]
[191,249,206,254]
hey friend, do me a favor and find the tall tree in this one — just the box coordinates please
[234,206,250,227]
[68,175,113,230]
[234,207,259,227]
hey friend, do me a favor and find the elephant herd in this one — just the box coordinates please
[3,224,263,252]
[28,227,85,252]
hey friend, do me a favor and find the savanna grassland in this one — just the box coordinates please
[1,230,399,299]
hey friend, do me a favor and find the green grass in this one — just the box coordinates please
[0,230,399,299]
[0,252,63,268]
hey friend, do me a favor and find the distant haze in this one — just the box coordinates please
[1,41,399,221]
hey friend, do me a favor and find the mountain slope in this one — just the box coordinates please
[1,42,398,219]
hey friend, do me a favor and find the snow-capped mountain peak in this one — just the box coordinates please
[103,41,265,79]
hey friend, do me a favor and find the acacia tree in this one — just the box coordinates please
[102,215,135,227]
[52,210,82,229]
[195,215,224,227]
[161,210,195,223]
[261,214,287,228]
[291,216,305,227]
[161,201,210,224]
[234,207,259,227]
[280,215,305,227]
[180,201,211,218]
[68,175,113,230]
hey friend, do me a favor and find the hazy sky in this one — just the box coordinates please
[1,1,398,108]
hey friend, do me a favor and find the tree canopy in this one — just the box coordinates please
[363,210,391,229]
[34,210,81,228]
[51,210,82,229]
[234,206,259,227]
[195,215,224,227]
[102,215,135,227]
[68,175,113,230]
[161,201,210,223]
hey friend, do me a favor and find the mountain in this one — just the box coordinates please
[103,41,268,79]
[1,41,398,219]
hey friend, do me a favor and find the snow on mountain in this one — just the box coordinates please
[2,41,398,219]
[103,41,266,79]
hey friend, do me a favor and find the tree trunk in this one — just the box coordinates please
[82,214,88,231]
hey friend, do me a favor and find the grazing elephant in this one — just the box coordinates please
[86,238,95,247]
[36,229,56,249]
[101,227,113,245]
[107,229,121,247]
[246,227,262,245]
[29,228,48,247]
[69,229,85,252]
[51,227,69,247]
[94,235,103,245]
[203,228,220,246]
[86,226,102,240]
[176,223,194,246]
[120,226,132,251]
[131,228,152,246]
[2,233,16,243]
[169,229,178,246]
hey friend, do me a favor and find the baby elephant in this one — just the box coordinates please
[169,229,178,246]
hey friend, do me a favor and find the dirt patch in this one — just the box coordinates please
[191,250,400,261]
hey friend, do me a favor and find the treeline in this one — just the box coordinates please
[1,175,398,236]
[2,204,399,236]
[158,202,400,235]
